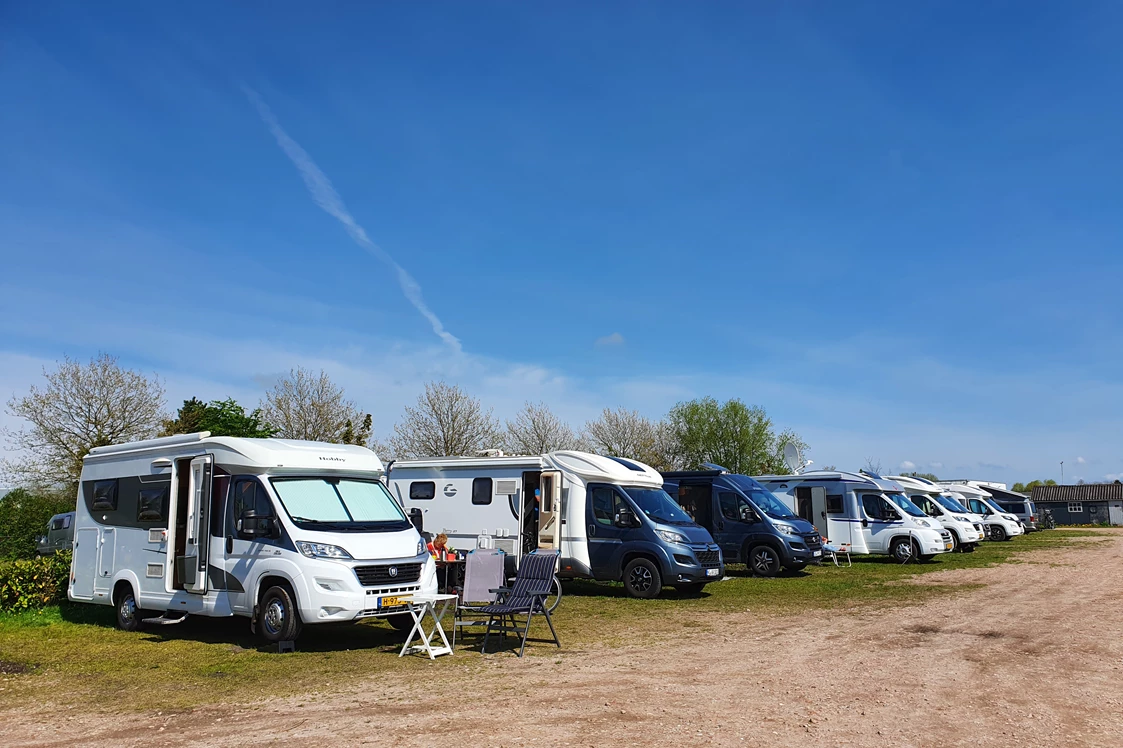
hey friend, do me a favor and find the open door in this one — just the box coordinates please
[538,471,561,551]
[179,455,212,594]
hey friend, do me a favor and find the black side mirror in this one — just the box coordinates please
[241,510,277,538]
[614,508,640,528]
[408,507,424,533]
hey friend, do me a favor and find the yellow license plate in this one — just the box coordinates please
[945,543,953,550]
[379,595,410,609]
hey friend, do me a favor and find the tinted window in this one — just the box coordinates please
[862,494,892,518]
[51,516,65,531]
[472,477,492,505]
[826,494,844,514]
[409,481,435,500]
[234,479,271,519]
[137,486,168,522]
[591,486,622,526]
[719,492,742,521]
[92,480,118,511]
[62,514,72,529]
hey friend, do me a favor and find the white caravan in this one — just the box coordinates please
[69,433,436,643]
[754,471,953,562]
[886,475,985,552]
[387,451,724,598]
[939,482,1024,541]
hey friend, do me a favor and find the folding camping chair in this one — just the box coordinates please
[821,540,852,567]
[451,548,506,648]
[480,549,561,658]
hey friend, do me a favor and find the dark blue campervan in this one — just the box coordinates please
[663,467,822,576]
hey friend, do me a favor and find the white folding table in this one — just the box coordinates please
[398,593,459,659]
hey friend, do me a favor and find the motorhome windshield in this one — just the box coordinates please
[936,494,970,514]
[271,477,410,532]
[728,477,796,519]
[885,492,927,518]
[623,486,695,525]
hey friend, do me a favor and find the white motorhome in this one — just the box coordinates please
[754,470,953,562]
[69,433,436,643]
[939,482,1024,541]
[886,475,985,552]
[387,451,724,598]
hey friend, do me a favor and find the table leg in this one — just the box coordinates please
[398,604,428,658]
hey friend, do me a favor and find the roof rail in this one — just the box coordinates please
[87,431,211,457]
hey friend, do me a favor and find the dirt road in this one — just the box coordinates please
[5,531,1122,747]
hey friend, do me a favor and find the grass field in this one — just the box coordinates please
[0,529,1105,712]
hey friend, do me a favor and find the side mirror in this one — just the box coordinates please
[408,507,424,533]
[614,507,640,528]
[241,510,277,538]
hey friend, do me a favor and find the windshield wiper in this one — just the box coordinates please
[290,516,329,523]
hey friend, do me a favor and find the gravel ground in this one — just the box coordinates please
[4,531,1121,747]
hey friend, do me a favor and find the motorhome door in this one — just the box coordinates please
[795,486,828,537]
[538,471,562,551]
[181,455,212,594]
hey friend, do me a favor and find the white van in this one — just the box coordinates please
[886,475,985,552]
[69,433,436,643]
[755,470,953,562]
[938,483,1024,541]
[388,451,724,598]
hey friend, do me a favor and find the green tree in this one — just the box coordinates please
[1017,479,1057,493]
[906,471,941,482]
[666,397,807,475]
[162,398,277,438]
[0,488,74,560]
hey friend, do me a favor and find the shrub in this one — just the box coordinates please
[0,488,75,560]
[0,551,72,612]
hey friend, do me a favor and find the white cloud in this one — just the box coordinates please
[929,462,944,469]
[1076,456,1087,464]
[899,460,916,471]
[595,332,625,347]
[1104,474,1123,482]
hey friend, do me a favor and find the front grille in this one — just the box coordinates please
[354,562,422,586]
[696,550,721,568]
[803,534,822,550]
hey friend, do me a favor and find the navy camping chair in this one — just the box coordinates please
[480,549,561,657]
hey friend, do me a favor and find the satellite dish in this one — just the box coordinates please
[783,443,802,473]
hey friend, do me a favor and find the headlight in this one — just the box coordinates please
[916,519,931,528]
[297,541,352,559]
[656,529,687,544]
[955,516,970,523]
[416,538,426,556]
[775,524,799,535]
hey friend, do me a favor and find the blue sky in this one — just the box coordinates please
[2,2,1122,486]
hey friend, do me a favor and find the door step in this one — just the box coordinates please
[141,611,189,626]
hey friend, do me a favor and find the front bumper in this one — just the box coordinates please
[667,543,724,583]
[297,553,438,623]
[783,533,824,564]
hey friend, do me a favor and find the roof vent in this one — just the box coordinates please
[476,449,506,458]
[607,456,646,472]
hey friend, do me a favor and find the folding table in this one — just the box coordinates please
[399,593,459,659]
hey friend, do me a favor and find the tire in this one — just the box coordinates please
[258,585,303,643]
[386,613,414,632]
[622,558,662,599]
[115,585,142,632]
[948,531,960,553]
[990,525,1007,542]
[961,543,976,553]
[674,582,706,596]
[890,537,914,564]
[748,545,781,577]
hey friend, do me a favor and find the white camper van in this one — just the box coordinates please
[68,433,436,643]
[387,451,724,598]
[939,482,1024,541]
[755,470,953,562]
[886,475,985,552]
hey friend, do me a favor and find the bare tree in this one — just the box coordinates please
[583,407,682,471]
[388,381,502,458]
[862,456,883,474]
[2,354,165,489]
[259,368,370,444]
[504,402,584,455]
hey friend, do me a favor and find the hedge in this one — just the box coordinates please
[0,551,72,613]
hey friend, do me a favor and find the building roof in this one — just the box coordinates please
[1030,483,1123,503]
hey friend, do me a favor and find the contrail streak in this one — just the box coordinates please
[244,87,461,352]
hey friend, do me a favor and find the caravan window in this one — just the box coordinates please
[92,480,118,511]
[472,478,492,505]
[233,479,273,533]
[51,516,66,531]
[861,494,890,518]
[826,495,844,514]
[409,482,436,501]
[137,486,169,522]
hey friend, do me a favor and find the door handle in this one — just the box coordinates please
[717,520,724,530]
[861,519,868,528]
[226,537,233,553]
